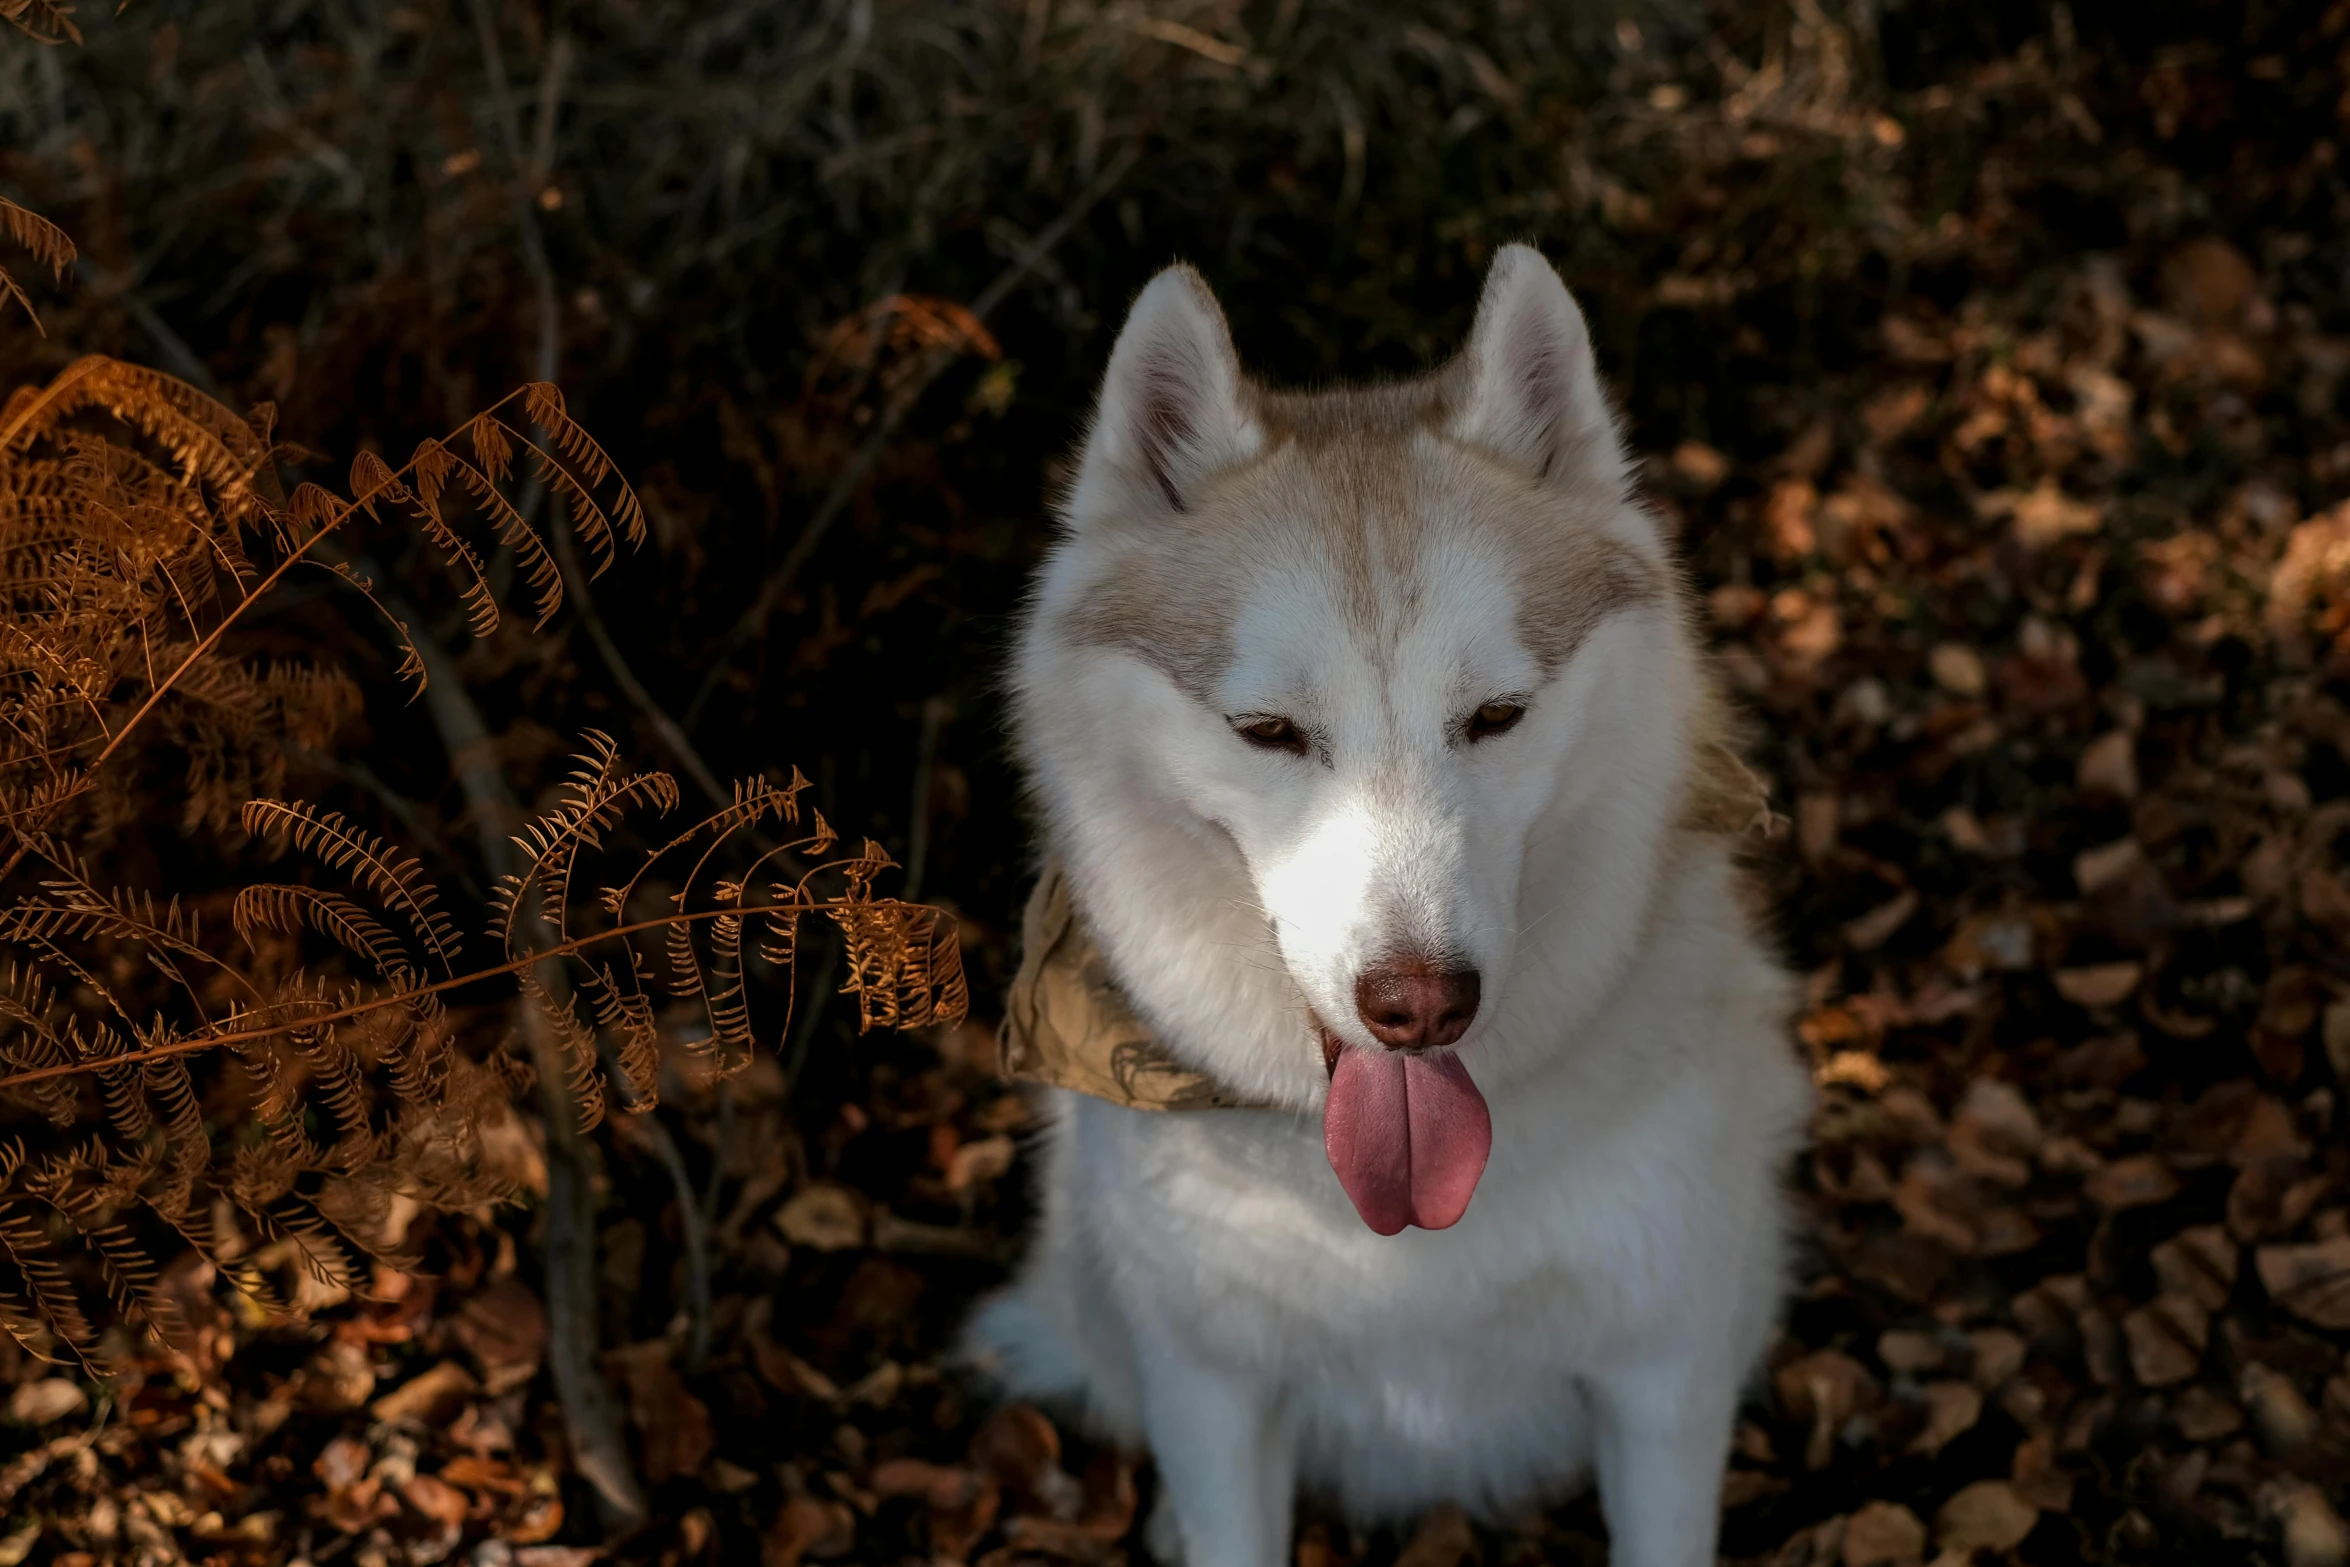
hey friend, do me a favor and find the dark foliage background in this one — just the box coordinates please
[1,0,2348,1563]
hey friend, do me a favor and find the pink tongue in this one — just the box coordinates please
[1322,1047,1493,1235]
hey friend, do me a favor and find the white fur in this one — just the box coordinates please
[967,246,1810,1565]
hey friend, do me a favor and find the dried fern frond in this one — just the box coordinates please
[0,197,75,333]
[0,349,964,1370]
[0,0,79,45]
[242,799,460,975]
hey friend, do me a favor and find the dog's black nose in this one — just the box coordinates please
[1355,962,1481,1051]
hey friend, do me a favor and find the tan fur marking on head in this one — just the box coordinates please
[1057,363,1664,702]
[1058,557,1242,706]
[1509,532,1666,674]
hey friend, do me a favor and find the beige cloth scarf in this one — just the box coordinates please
[997,860,1268,1111]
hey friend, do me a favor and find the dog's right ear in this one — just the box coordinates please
[1069,265,1262,522]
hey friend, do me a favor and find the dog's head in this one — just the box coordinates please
[1017,246,1697,1107]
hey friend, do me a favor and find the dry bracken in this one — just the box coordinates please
[0,350,965,1368]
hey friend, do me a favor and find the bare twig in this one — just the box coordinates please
[903,696,950,903]
[389,566,648,1530]
[463,0,649,1528]
[603,1050,713,1372]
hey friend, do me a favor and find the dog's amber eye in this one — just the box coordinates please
[1467,701,1525,740]
[1235,716,1307,755]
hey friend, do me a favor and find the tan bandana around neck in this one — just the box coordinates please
[997,860,1271,1112]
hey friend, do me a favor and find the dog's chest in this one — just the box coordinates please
[1072,1099,1635,1375]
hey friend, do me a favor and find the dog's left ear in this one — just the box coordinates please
[1445,245,1628,495]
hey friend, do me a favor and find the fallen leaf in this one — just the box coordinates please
[610,1342,715,1483]
[1935,1479,2038,1552]
[1968,1328,2026,1389]
[1775,1349,1879,1470]
[1910,1380,1983,1455]
[1394,1504,1476,1567]
[2055,961,2143,1008]
[2121,1294,2208,1386]
[869,1458,984,1509]
[371,1359,478,1425]
[763,1497,854,1567]
[1843,1500,1927,1566]
[2085,1153,2180,1210]
[2256,1234,2350,1328]
[401,1473,469,1527]
[776,1184,867,1251]
[2268,1479,2350,1567]
[2173,1385,2244,1442]
[1672,440,1730,490]
[749,1331,841,1402]
[2073,836,2149,896]
[313,1435,371,1491]
[1877,1329,1943,1374]
[2244,1363,2320,1457]
[2151,1225,2238,1310]
[1765,478,1820,560]
[1929,642,1986,697]
[971,1403,1081,1515]
[2077,729,2139,797]
[2010,479,2103,548]
[4,1379,86,1425]
[452,1276,548,1394]
[1843,890,1919,951]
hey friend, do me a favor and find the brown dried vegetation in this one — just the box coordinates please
[0,352,964,1374]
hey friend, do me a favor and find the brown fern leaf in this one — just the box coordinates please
[292,1024,379,1151]
[466,412,515,486]
[0,0,81,46]
[242,799,461,973]
[19,1140,183,1341]
[285,480,343,542]
[308,557,429,691]
[495,733,679,950]
[383,441,500,638]
[93,1057,154,1144]
[0,197,74,332]
[828,898,969,1032]
[442,446,564,626]
[0,1188,91,1361]
[512,388,645,557]
[243,1202,365,1303]
[757,891,802,971]
[606,771,811,924]
[518,970,605,1133]
[381,993,456,1107]
[530,447,622,574]
[234,884,418,981]
[144,1057,208,1223]
[699,910,758,1068]
[579,962,660,1109]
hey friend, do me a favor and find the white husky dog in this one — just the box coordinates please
[967,245,1810,1566]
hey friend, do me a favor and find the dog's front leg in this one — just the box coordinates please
[1585,1349,1740,1567]
[1136,1345,1293,1567]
